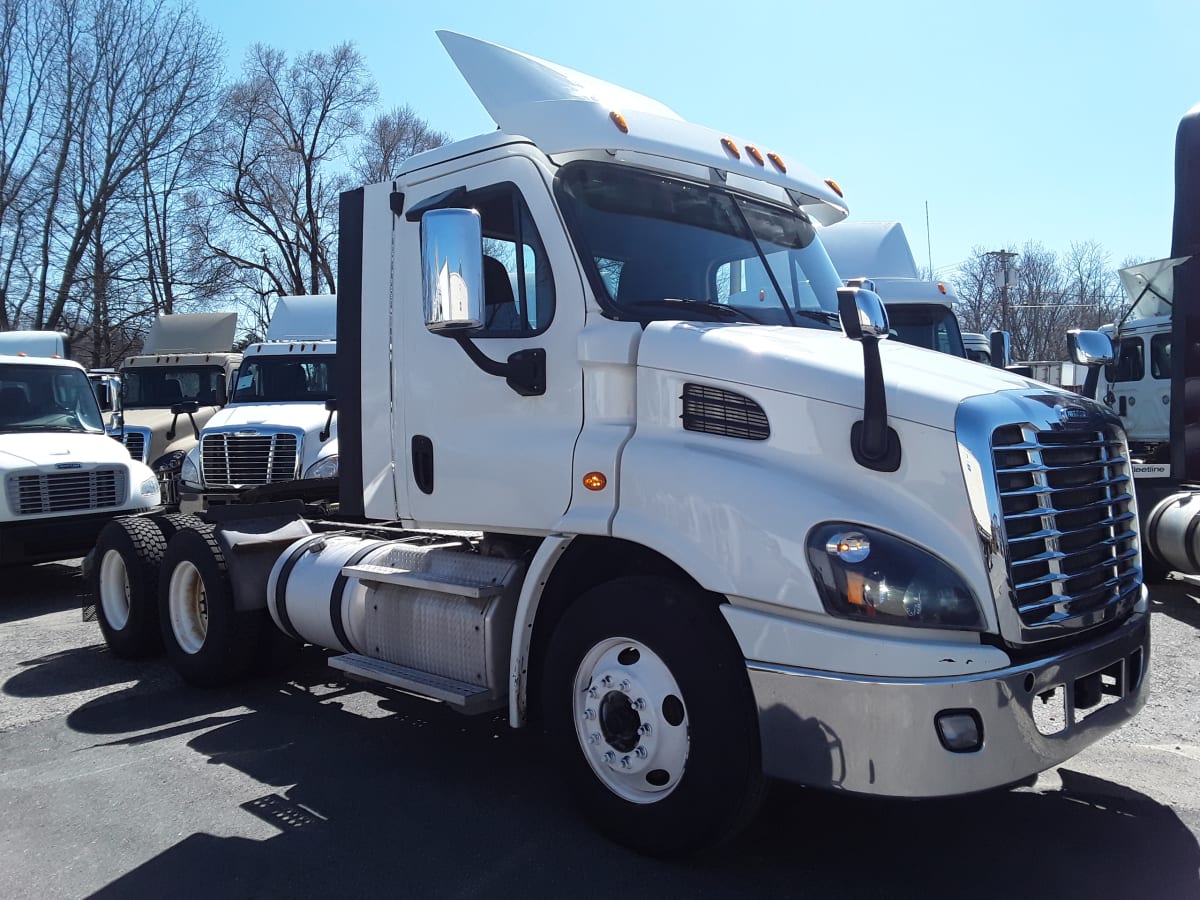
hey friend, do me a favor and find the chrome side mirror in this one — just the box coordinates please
[421,208,484,334]
[837,287,889,341]
[1067,329,1115,367]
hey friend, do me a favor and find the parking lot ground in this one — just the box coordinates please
[1,560,1198,899]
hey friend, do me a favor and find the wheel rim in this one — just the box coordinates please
[98,549,132,631]
[168,560,209,655]
[572,637,689,804]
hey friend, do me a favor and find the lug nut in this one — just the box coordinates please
[633,698,647,711]
[634,746,648,759]
[588,732,602,745]
[603,751,616,763]
[587,685,598,699]
[619,679,630,692]
[582,708,596,720]
[620,756,631,769]
[638,723,652,736]
[601,675,613,687]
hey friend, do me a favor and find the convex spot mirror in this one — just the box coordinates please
[837,287,889,340]
[421,207,484,334]
[1067,329,1116,367]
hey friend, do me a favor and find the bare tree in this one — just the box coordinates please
[354,104,448,184]
[950,245,1003,335]
[202,42,377,311]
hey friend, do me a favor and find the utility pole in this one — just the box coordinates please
[986,250,1020,332]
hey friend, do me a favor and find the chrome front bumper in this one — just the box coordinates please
[748,611,1149,797]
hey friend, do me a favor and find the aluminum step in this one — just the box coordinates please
[328,653,502,714]
[341,563,504,599]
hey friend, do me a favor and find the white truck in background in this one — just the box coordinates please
[108,313,242,509]
[821,221,968,356]
[177,295,338,509]
[0,334,160,566]
[89,33,1147,856]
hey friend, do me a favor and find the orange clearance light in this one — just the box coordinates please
[720,137,741,159]
[846,572,866,607]
[824,178,844,198]
[767,152,787,173]
[610,111,629,134]
[583,471,608,492]
[937,282,947,295]
[17,351,27,356]
[745,144,765,166]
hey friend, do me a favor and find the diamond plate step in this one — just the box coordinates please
[341,563,504,599]
[328,653,503,714]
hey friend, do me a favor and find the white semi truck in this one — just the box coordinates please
[108,313,242,508]
[90,33,1148,855]
[0,337,161,566]
[822,221,968,356]
[177,295,338,509]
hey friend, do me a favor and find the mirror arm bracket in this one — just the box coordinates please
[852,336,902,472]
[453,337,546,397]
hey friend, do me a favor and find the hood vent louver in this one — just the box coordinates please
[681,383,770,441]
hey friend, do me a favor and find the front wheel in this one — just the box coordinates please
[542,576,765,856]
[159,525,261,687]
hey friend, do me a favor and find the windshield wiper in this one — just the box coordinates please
[628,298,763,324]
[792,308,840,328]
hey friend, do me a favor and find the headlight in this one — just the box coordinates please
[180,452,201,489]
[152,450,187,473]
[806,523,985,630]
[139,476,160,496]
[304,454,339,479]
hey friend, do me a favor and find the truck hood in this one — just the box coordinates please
[204,403,337,437]
[638,322,1046,431]
[0,431,141,469]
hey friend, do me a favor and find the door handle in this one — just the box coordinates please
[412,435,434,494]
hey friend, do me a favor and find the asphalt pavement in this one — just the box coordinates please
[1,559,1198,899]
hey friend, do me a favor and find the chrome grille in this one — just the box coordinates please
[992,424,1140,632]
[122,430,147,463]
[6,469,126,515]
[201,431,299,488]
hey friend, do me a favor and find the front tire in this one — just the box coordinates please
[542,576,764,856]
[93,517,168,658]
[159,525,261,687]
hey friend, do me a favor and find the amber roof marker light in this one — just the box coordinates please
[720,137,741,159]
[609,111,629,133]
[824,178,844,198]
[745,145,765,166]
[767,152,786,173]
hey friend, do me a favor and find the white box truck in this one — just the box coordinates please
[0,335,161,566]
[90,33,1148,855]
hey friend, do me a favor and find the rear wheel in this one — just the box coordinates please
[93,517,168,658]
[542,576,765,856]
[159,525,261,687]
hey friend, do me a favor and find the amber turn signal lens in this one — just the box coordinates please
[583,472,607,491]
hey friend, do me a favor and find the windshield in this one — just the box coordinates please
[121,365,226,409]
[885,304,965,356]
[556,162,843,327]
[0,363,104,433]
[232,355,335,404]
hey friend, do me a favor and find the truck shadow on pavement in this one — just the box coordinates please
[1152,577,1200,629]
[48,647,1199,900]
[0,561,87,625]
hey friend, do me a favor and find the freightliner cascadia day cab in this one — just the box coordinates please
[108,313,242,508]
[90,33,1149,855]
[177,295,338,508]
[822,220,969,357]
[0,340,161,565]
